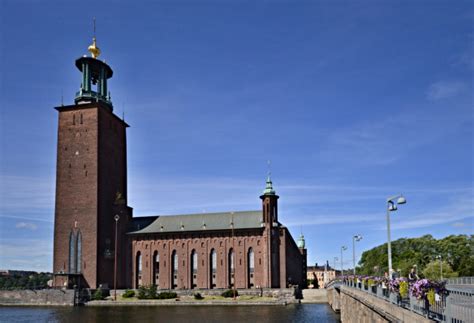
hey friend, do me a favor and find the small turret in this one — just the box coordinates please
[297,234,305,249]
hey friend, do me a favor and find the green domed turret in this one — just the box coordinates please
[297,234,305,249]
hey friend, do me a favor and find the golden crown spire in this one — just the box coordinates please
[87,18,101,59]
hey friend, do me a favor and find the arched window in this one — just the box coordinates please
[153,251,159,287]
[228,248,235,288]
[171,250,178,289]
[210,249,217,288]
[248,248,254,288]
[191,250,197,288]
[68,231,76,274]
[76,232,82,273]
[136,252,142,288]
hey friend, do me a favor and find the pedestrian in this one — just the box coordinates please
[408,265,419,282]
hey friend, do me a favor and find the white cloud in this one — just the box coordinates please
[15,222,38,230]
[0,239,52,272]
[427,81,467,100]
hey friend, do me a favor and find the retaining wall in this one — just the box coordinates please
[0,289,75,306]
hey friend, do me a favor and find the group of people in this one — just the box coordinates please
[384,265,420,281]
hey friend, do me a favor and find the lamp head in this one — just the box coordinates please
[342,246,347,251]
[388,203,397,211]
[354,234,362,241]
[397,195,406,204]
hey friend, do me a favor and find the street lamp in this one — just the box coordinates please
[352,235,362,275]
[341,246,347,277]
[437,255,443,280]
[114,214,120,301]
[386,194,406,278]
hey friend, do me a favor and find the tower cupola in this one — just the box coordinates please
[297,234,306,249]
[74,24,113,108]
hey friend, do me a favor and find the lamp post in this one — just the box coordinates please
[341,246,347,277]
[352,235,362,275]
[386,194,406,278]
[437,255,443,280]
[113,214,120,301]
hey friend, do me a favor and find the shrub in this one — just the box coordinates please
[122,289,135,298]
[137,285,158,299]
[137,286,148,299]
[147,285,157,299]
[221,289,238,298]
[194,292,204,300]
[157,291,177,299]
[92,289,105,300]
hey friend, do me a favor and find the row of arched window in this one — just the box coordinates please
[136,248,255,289]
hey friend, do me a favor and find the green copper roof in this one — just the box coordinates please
[297,234,305,248]
[129,210,263,234]
[262,175,276,195]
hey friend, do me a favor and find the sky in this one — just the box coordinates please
[0,0,473,272]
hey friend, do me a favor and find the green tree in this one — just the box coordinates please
[423,260,458,280]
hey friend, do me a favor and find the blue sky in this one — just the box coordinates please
[0,0,472,272]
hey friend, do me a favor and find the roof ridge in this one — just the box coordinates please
[143,210,261,218]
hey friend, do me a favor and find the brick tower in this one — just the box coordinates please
[260,175,281,287]
[52,35,132,289]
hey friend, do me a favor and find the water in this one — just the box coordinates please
[0,304,340,323]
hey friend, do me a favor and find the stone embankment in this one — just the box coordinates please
[301,289,327,303]
[0,289,76,306]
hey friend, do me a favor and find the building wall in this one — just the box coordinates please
[53,103,131,289]
[131,229,267,289]
[53,105,99,288]
[284,228,306,288]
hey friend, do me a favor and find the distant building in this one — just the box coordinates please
[307,263,338,288]
[52,36,307,290]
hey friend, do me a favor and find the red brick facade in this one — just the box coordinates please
[52,53,307,290]
[52,102,132,289]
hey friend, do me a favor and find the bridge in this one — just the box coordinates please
[326,277,473,323]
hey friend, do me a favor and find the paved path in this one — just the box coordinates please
[301,289,327,303]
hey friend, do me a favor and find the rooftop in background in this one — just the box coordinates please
[129,210,267,234]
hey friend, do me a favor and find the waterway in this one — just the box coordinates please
[0,304,340,322]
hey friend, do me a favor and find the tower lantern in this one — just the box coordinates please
[75,33,113,108]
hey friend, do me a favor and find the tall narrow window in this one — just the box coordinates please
[171,250,178,289]
[136,252,142,287]
[73,114,76,125]
[248,248,254,288]
[153,251,159,287]
[191,250,198,288]
[228,249,235,288]
[76,232,82,273]
[68,231,76,273]
[210,249,217,288]
[80,114,83,124]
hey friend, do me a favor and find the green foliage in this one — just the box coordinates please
[137,286,148,299]
[427,289,435,306]
[137,285,158,299]
[194,292,204,300]
[0,272,51,290]
[399,281,408,298]
[156,291,177,299]
[92,289,105,300]
[423,260,458,280]
[221,289,238,298]
[122,289,135,298]
[358,234,473,277]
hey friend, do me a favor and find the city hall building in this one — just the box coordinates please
[52,37,307,290]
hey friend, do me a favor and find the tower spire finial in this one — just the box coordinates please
[88,17,101,59]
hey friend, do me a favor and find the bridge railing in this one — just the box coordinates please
[339,277,473,322]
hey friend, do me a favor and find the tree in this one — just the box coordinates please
[422,260,458,280]
[357,234,473,277]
